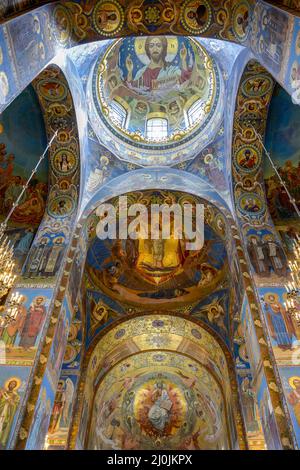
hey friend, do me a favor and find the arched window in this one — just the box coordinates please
[110,100,127,127]
[187,99,204,126]
[146,118,168,140]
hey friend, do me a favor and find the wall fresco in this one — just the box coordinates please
[0,365,30,450]
[88,352,229,450]
[250,2,292,79]
[260,286,300,447]
[264,83,300,264]
[231,61,291,286]
[256,370,282,449]
[71,315,240,449]
[264,84,300,223]
[0,83,48,269]
[0,288,52,353]
[24,295,72,449]
[281,366,300,446]
[231,59,297,448]
[233,294,271,449]
[190,288,230,346]
[46,305,83,450]
[285,17,300,101]
[25,368,55,450]
[85,190,228,311]
[0,287,51,449]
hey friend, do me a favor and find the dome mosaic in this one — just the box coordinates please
[90,36,223,166]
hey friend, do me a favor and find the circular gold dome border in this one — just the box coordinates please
[92,0,125,37]
[180,0,212,35]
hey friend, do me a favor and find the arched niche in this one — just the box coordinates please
[0,63,81,451]
[231,59,286,281]
[74,186,245,350]
[69,314,246,450]
[0,63,81,282]
[231,60,300,449]
[20,63,81,282]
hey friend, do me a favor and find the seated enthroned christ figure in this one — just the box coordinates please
[125,37,192,92]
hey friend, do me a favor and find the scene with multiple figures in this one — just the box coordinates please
[0,0,300,454]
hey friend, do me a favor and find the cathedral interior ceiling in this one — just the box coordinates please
[87,350,229,450]
[0,3,297,341]
[76,314,235,450]
[0,0,299,451]
[82,190,235,348]
[232,60,300,287]
[0,0,298,113]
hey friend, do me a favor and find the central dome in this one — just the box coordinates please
[90,36,223,166]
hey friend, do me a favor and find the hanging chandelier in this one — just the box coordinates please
[0,131,57,328]
[0,234,17,298]
[0,292,23,328]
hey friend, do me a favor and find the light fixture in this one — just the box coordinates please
[0,292,23,328]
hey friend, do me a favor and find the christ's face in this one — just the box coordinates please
[148,38,164,62]
[294,380,300,390]
[8,381,17,391]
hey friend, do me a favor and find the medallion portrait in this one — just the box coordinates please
[63,344,77,365]
[53,5,72,45]
[238,193,264,216]
[37,79,67,101]
[241,75,273,98]
[52,148,77,175]
[235,145,260,173]
[232,1,250,42]
[48,195,75,218]
[180,0,212,34]
[92,0,124,36]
